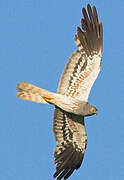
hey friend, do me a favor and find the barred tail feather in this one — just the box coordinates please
[16,81,55,104]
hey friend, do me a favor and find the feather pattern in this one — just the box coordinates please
[16,4,103,180]
[53,4,103,179]
[53,107,87,179]
[15,4,103,180]
[57,4,103,102]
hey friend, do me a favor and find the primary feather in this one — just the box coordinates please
[58,4,103,102]
[53,4,103,179]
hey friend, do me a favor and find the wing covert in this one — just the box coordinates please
[52,4,103,179]
[53,107,87,179]
[57,4,103,102]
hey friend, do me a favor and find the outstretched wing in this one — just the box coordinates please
[53,107,87,180]
[58,4,103,102]
[53,4,103,179]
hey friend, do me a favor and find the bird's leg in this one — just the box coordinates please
[42,95,56,105]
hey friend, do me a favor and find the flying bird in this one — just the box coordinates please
[16,4,103,180]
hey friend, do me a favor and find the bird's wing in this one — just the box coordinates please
[57,4,103,102]
[53,107,87,179]
[52,4,102,179]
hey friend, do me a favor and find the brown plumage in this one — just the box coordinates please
[53,4,103,179]
[16,4,103,180]
[53,107,87,180]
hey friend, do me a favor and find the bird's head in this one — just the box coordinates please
[90,105,98,115]
[82,103,98,117]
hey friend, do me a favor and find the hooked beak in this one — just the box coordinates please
[96,110,98,115]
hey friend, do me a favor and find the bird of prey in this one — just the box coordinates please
[16,4,103,180]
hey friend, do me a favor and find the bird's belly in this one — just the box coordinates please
[54,94,83,115]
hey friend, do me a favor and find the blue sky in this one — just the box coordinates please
[0,0,124,180]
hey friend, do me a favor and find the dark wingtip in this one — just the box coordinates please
[53,142,85,180]
[75,4,103,54]
[87,4,91,9]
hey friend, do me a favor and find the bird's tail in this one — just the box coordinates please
[16,81,57,104]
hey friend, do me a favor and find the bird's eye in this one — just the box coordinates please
[90,106,95,112]
[90,106,98,114]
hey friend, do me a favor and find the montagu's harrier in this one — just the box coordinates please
[16,4,103,180]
